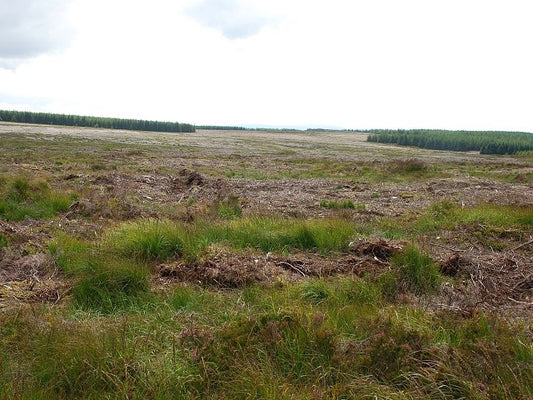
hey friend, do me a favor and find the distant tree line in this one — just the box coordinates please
[367,129,533,155]
[0,109,195,133]
[196,125,246,130]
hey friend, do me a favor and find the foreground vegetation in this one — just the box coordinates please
[0,125,532,399]
[1,277,531,399]
[367,129,533,155]
[8,206,526,398]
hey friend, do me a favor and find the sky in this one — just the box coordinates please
[1,0,533,131]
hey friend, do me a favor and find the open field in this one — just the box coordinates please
[0,122,532,399]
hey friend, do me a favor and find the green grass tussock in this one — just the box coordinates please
[48,233,92,275]
[414,201,533,238]
[459,203,533,227]
[298,280,333,304]
[392,245,441,295]
[0,176,76,221]
[319,199,356,209]
[72,258,150,312]
[210,195,242,219]
[168,284,209,312]
[49,233,151,312]
[104,217,357,262]
[338,277,382,305]
[211,217,356,254]
[415,200,458,232]
[106,219,184,262]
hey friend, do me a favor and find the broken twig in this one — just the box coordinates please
[510,239,533,252]
[277,261,306,277]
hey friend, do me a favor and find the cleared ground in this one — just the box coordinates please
[0,122,532,399]
[1,122,532,311]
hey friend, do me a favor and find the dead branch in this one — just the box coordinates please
[507,297,533,306]
[510,239,533,252]
[430,242,468,252]
[277,261,306,277]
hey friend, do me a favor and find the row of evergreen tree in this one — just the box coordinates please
[0,110,195,133]
[196,125,246,130]
[367,129,533,155]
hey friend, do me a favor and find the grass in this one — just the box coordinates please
[72,257,150,312]
[223,158,445,183]
[458,203,533,227]
[48,233,92,275]
[0,233,7,248]
[2,126,533,399]
[298,280,332,304]
[319,199,365,210]
[392,245,441,295]
[0,176,76,221]
[49,233,151,312]
[210,195,242,219]
[375,201,533,240]
[106,219,184,262]
[49,217,454,314]
[169,284,209,311]
[43,197,527,315]
[339,276,383,305]
[99,217,358,262]
[206,217,356,254]
[1,280,530,399]
[48,217,357,312]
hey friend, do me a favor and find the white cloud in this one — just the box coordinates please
[0,0,74,67]
[0,0,532,131]
[187,0,277,39]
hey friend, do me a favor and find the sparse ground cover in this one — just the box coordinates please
[0,122,532,399]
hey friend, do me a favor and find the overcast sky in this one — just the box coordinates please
[1,0,533,131]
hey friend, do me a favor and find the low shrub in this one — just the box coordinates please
[389,159,428,174]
